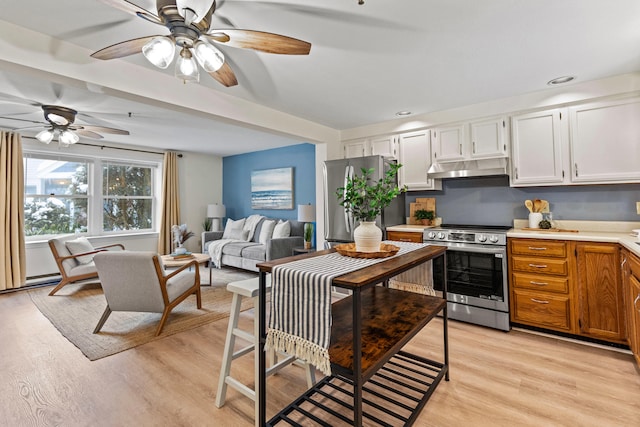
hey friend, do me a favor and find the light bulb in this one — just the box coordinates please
[175,47,200,83]
[36,129,54,144]
[193,39,224,72]
[59,130,79,145]
[142,36,175,69]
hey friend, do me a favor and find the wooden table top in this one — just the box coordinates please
[160,253,210,267]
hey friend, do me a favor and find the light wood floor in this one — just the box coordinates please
[1,287,639,427]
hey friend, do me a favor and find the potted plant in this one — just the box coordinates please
[303,223,313,249]
[414,209,435,226]
[202,217,213,232]
[336,163,406,252]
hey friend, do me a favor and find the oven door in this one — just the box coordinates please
[431,242,509,313]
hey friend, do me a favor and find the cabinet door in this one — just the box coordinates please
[343,139,367,158]
[576,242,625,342]
[470,117,507,159]
[569,97,640,183]
[369,135,397,159]
[629,274,640,366]
[432,124,465,162]
[510,109,565,186]
[398,131,441,191]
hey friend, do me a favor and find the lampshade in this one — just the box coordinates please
[58,130,80,145]
[36,129,54,144]
[207,204,226,218]
[142,36,175,69]
[175,46,200,83]
[193,40,224,72]
[297,204,315,223]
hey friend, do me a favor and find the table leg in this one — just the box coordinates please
[352,287,363,427]
[258,271,267,426]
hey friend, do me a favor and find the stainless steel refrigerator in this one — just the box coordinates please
[323,155,406,246]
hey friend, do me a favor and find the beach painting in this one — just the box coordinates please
[251,167,294,209]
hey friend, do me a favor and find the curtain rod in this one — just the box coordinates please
[20,135,182,157]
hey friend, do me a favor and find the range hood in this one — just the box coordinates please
[427,158,509,179]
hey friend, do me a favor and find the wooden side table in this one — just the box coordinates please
[292,247,316,256]
[160,253,212,285]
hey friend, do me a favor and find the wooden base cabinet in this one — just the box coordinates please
[575,242,626,343]
[623,250,640,368]
[386,230,423,243]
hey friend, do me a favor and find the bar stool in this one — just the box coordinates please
[216,276,316,426]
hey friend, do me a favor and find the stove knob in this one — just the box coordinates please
[437,232,446,240]
[477,234,487,242]
[489,235,499,243]
[427,231,436,239]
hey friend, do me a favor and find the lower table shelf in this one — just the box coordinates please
[267,350,447,426]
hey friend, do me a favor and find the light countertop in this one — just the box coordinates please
[386,224,434,233]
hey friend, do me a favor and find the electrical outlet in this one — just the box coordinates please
[637,202,640,215]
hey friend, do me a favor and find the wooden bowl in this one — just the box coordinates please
[334,243,400,259]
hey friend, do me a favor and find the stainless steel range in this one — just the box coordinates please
[424,224,510,331]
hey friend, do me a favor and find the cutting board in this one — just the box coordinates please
[409,198,436,225]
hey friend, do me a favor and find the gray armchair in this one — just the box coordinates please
[93,251,201,336]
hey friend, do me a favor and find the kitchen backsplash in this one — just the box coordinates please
[408,176,640,225]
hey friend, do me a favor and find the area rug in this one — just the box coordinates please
[28,267,258,361]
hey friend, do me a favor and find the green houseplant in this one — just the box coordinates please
[414,209,435,225]
[336,163,406,252]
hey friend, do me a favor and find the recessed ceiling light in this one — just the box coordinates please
[547,76,576,85]
[396,111,412,116]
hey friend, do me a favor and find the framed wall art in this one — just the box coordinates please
[251,167,294,209]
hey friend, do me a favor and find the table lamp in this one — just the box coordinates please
[297,204,315,249]
[207,203,226,232]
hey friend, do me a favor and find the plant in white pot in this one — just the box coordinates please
[336,163,406,252]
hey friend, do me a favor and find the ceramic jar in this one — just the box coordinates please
[354,221,382,252]
[528,212,543,229]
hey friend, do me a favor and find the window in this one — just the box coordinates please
[24,152,158,238]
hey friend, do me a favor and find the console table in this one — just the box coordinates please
[257,244,448,426]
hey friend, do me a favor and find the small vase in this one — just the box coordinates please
[304,241,312,249]
[354,221,382,253]
[175,245,187,255]
[528,212,543,229]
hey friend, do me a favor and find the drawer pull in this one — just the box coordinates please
[530,281,548,286]
[528,263,548,269]
[635,294,640,312]
[528,247,548,251]
[530,298,550,304]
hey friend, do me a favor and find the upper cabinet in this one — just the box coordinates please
[511,97,640,187]
[510,109,566,186]
[568,98,640,183]
[432,117,508,163]
[398,130,442,191]
[343,136,397,159]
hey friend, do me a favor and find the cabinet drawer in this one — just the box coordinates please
[510,239,567,257]
[387,231,423,243]
[511,256,569,276]
[512,272,569,293]
[512,289,572,331]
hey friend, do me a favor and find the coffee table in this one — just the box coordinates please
[160,253,212,285]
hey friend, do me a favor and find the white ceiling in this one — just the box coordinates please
[0,0,639,156]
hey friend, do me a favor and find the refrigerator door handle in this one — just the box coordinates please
[343,165,351,232]
[347,166,355,232]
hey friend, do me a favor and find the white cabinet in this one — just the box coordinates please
[470,117,508,159]
[432,117,508,163]
[398,131,442,191]
[569,97,640,183]
[343,136,397,159]
[432,124,465,162]
[510,108,566,186]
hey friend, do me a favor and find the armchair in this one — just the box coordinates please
[92,251,202,336]
[48,236,125,296]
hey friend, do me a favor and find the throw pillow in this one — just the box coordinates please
[223,218,246,239]
[229,229,250,241]
[65,237,96,264]
[258,219,276,244]
[272,220,291,238]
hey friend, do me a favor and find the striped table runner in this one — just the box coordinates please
[266,242,427,375]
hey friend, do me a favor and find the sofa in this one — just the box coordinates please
[201,215,305,272]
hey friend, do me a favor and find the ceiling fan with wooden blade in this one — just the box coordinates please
[4,105,130,146]
[91,0,311,87]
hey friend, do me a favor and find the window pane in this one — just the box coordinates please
[24,157,88,195]
[103,164,152,197]
[103,198,153,231]
[24,197,88,236]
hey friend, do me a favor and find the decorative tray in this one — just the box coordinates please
[334,243,400,259]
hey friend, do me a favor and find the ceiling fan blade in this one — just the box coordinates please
[98,0,163,25]
[15,125,48,131]
[74,129,104,139]
[0,115,44,125]
[76,125,130,135]
[91,36,159,60]
[208,62,238,87]
[205,30,311,55]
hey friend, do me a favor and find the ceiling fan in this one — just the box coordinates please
[91,0,312,86]
[11,105,130,146]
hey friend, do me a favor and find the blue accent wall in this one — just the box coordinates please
[408,176,640,226]
[223,143,316,221]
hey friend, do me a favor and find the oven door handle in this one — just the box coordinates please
[430,243,506,256]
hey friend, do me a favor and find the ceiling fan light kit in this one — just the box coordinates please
[35,129,54,144]
[142,36,176,69]
[175,46,200,82]
[193,39,224,72]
